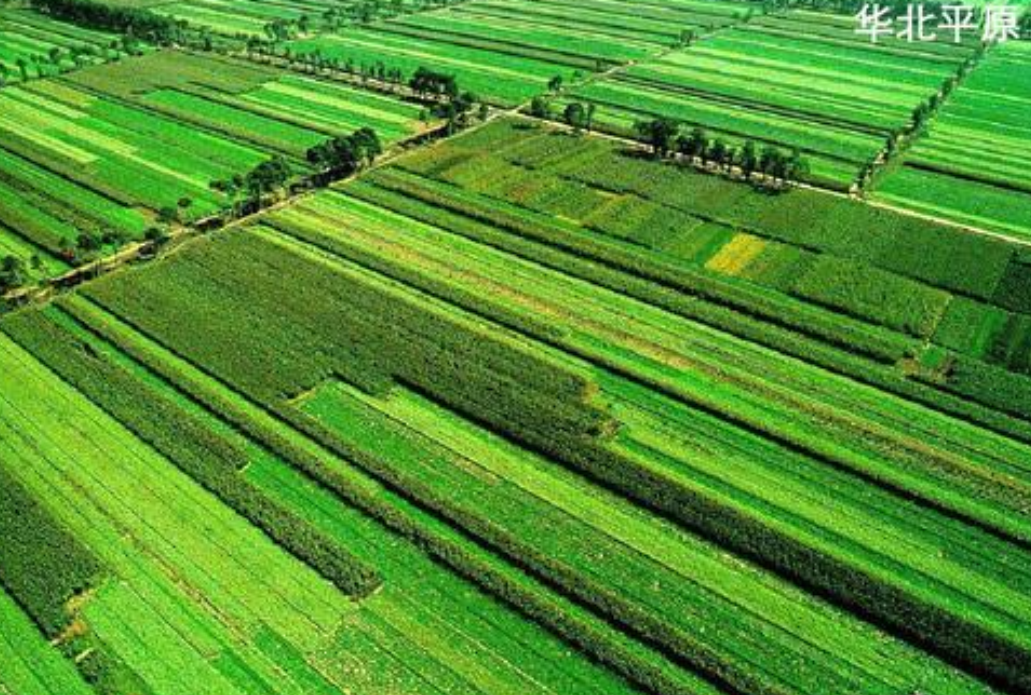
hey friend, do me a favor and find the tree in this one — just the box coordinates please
[676,126,708,159]
[707,138,729,168]
[740,140,758,179]
[759,145,781,178]
[306,127,382,176]
[157,206,178,224]
[144,226,170,246]
[547,75,564,94]
[563,102,588,134]
[785,148,809,184]
[0,256,27,292]
[177,197,193,222]
[245,155,292,199]
[409,66,458,100]
[529,96,551,119]
[586,103,596,132]
[634,118,679,158]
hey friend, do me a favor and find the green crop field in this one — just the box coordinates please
[99,0,429,37]
[874,40,1031,239]
[0,49,422,281]
[562,9,979,187]
[0,8,133,85]
[285,0,756,106]
[2,2,1031,695]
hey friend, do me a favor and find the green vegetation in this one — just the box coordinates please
[0,8,138,86]
[875,41,1031,239]
[564,9,977,188]
[3,3,1031,695]
[0,50,421,288]
[0,464,103,637]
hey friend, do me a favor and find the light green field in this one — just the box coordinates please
[875,41,1031,239]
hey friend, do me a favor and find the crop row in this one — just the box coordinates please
[57,296,719,695]
[264,187,1031,691]
[72,230,1012,695]
[1,307,383,598]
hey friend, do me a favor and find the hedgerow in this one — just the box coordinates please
[1,309,383,599]
[0,465,104,637]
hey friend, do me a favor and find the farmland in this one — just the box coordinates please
[561,9,979,187]
[0,7,133,85]
[0,49,422,281]
[3,112,1031,695]
[874,40,1031,239]
[144,0,429,38]
[284,0,755,106]
[2,2,1031,695]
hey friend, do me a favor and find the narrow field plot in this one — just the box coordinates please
[0,79,263,220]
[0,50,421,271]
[148,0,424,36]
[71,187,1031,694]
[378,0,751,71]
[874,41,1031,239]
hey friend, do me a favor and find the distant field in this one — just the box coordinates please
[874,41,1031,239]
[0,50,421,276]
[0,8,132,83]
[144,0,425,36]
[289,26,583,106]
[564,9,979,188]
[284,0,757,106]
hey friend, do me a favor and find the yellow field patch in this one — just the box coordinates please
[705,233,767,276]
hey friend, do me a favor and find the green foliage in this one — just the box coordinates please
[993,256,1031,314]
[0,255,28,292]
[945,357,1031,421]
[0,465,103,637]
[357,168,915,365]
[932,296,1008,359]
[307,127,382,176]
[792,256,951,338]
[1,309,383,599]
